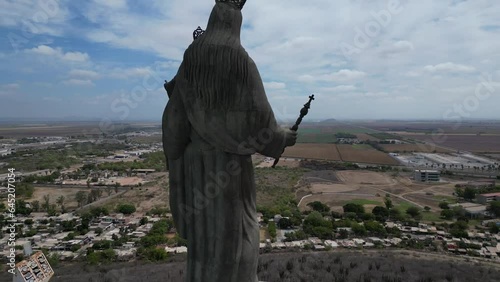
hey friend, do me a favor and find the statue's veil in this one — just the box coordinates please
[182,2,250,110]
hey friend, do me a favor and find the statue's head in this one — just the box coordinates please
[216,0,246,10]
[205,0,243,36]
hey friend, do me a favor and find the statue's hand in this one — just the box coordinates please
[284,129,297,147]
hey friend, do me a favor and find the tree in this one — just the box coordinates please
[15,200,32,216]
[337,229,349,239]
[284,230,307,241]
[47,204,57,216]
[452,206,466,219]
[463,187,477,201]
[75,191,87,208]
[343,203,365,214]
[42,194,50,211]
[372,206,389,222]
[439,201,450,210]
[56,195,65,212]
[303,211,333,237]
[488,201,500,217]
[268,221,277,239]
[31,200,40,212]
[277,217,293,229]
[142,247,168,261]
[440,209,455,220]
[487,222,499,234]
[406,206,421,219]
[364,220,387,236]
[117,203,136,215]
[90,207,109,217]
[351,223,367,236]
[16,182,34,197]
[95,227,104,235]
[454,187,465,198]
[384,197,393,210]
[307,201,330,214]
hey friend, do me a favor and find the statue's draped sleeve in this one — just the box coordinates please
[162,74,190,161]
[171,53,287,158]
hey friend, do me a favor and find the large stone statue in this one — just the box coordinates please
[162,1,297,281]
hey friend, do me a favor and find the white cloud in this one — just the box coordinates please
[109,67,154,79]
[27,45,90,62]
[0,83,20,97]
[43,97,62,102]
[264,81,286,90]
[321,85,357,92]
[328,70,367,81]
[2,83,20,90]
[2,0,500,119]
[380,40,414,56]
[69,69,100,79]
[99,0,127,9]
[365,92,389,98]
[423,62,476,73]
[0,1,70,36]
[63,79,95,86]
[299,70,366,83]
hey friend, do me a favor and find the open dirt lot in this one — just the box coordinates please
[297,169,462,217]
[336,170,395,185]
[32,187,92,210]
[336,144,399,165]
[256,158,300,168]
[309,183,358,193]
[282,143,340,161]
[401,134,500,153]
[298,170,394,210]
[379,144,453,153]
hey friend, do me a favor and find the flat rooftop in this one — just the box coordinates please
[415,170,440,173]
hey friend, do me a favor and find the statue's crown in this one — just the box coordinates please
[216,0,246,9]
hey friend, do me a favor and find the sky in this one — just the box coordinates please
[0,0,499,122]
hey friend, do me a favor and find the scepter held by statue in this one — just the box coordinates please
[272,94,315,168]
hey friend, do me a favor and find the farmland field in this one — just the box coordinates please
[282,143,341,161]
[336,144,400,165]
[353,120,500,134]
[379,144,454,153]
[401,134,500,152]
[0,122,157,138]
[355,133,380,141]
[367,132,401,140]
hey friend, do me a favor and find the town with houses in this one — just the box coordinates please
[1,124,500,281]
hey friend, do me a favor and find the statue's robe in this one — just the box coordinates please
[162,3,286,282]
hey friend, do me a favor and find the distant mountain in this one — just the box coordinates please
[319,118,337,123]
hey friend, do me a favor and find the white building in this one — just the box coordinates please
[414,170,440,182]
